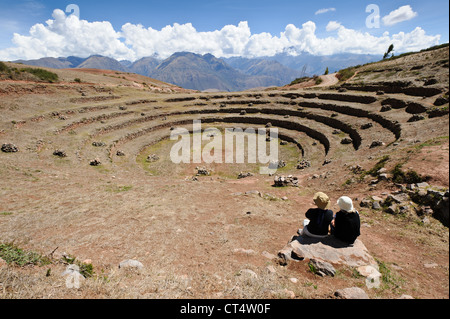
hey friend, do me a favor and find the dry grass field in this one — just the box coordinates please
[0,46,448,300]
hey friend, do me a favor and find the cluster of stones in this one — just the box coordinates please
[273,175,299,187]
[146,154,160,163]
[360,182,449,226]
[1,143,19,153]
[296,160,311,170]
[238,172,254,179]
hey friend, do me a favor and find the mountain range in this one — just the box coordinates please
[15,52,381,91]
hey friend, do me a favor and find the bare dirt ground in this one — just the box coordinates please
[0,47,449,300]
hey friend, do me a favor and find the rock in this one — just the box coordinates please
[361,123,373,130]
[269,160,286,169]
[1,143,19,153]
[262,251,277,260]
[335,287,369,299]
[233,248,256,256]
[372,201,382,210]
[119,259,144,270]
[146,154,160,163]
[196,167,211,176]
[116,150,125,157]
[309,258,336,277]
[297,160,311,170]
[341,137,353,145]
[408,114,425,122]
[89,159,101,166]
[92,141,106,147]
[359,199,371,208]
[323,159,332,166]
[53,150,67,158]
[280,140,289,146]
[279,235,378,269]
[370,141,384,148]
[357,265,381,289]
[434,96,449,106]
[61,264,85,289]
[273,175,299,187]
[238,172,254,179]
[397,294,414,299]
[266,265,276,274]
[380,105,392,112]
[378,173,389,181]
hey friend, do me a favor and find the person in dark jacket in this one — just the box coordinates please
[331,196,361,245]
[300,192,334,238]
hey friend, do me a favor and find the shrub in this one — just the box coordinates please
[337,67,356,82]
[20,68,59,83]
[391,164,424,184]
[74,78,82,83]
[290,77,311,85]
[0,61,9,73]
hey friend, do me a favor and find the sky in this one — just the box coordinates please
[0,0,448,61]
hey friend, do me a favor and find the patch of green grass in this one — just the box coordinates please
[359,155,390,179]
[106,185,133,193]
[0,243,51,267]
[0,212,13,216]
[376,259,405,292]
[414,136,449,151]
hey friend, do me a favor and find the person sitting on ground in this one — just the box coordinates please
[331,196,361,245]
[299,192,334,238]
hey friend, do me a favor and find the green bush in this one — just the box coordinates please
[337,67,356,82]
[391,164,424,184]
[0,61,9,73]
[20,68,59,83]
[290,76,311,85]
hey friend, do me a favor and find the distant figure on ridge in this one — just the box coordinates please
[299,192,334,238]
[331,196,361,245]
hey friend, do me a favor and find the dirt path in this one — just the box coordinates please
[315,73,339,87]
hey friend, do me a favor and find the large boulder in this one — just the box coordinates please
[278,235,378,269]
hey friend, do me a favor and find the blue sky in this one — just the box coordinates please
[0,0,448,61]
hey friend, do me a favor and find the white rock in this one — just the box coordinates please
[119,259,144,270]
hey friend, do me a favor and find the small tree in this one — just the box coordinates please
[383,44,395,59]
[324,67,329,75]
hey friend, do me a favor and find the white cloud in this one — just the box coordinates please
[0,9,441,62]
[0,9,135,61]
[315,8,336,15]
[326,21,342,32]
[382,5,418,26]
